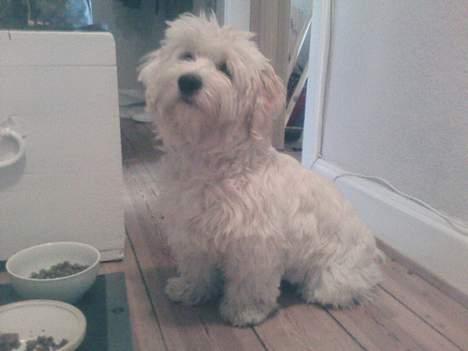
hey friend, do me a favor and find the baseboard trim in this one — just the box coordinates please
[312,159,468,298]
[377,240,468,308]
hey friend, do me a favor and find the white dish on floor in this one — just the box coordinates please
[0,300,86,351]
[6,242,101,303]
[131,111,153,123]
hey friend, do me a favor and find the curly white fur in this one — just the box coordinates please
[139,13,384,327]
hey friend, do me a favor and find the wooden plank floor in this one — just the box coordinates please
[2,119,467,351]
[117,119,468,351]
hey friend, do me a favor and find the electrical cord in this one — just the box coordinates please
[332,172,468,237]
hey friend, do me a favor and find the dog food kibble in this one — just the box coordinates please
[30,261,89,279]
[25,336,68,351]
[0,333,20,351]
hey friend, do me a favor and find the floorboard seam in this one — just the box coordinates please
[125,225,170,351]
[252,328,270,351]
[379,284,464,351]
[324,308,368,351]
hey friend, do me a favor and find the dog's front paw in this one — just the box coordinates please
[219,299,277,327]
[165,277,213,305]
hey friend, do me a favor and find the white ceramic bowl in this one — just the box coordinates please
[6,242,101,303]
[0,300,86,351]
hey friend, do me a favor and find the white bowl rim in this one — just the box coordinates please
[0,299,86,350]
[6,241,101,282]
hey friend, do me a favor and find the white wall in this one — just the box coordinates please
[321,0,468,221]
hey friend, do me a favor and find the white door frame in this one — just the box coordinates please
[302,0,333,168]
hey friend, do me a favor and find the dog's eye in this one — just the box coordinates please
[217,62,232,79]
[179,52,194,61]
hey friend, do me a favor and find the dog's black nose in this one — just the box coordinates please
[178,74,202,96]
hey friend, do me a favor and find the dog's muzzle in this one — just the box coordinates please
[178,74,202,98]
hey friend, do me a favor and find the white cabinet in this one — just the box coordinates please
[0,30,125,261]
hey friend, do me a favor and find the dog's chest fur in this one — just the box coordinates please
[158,147,287,253]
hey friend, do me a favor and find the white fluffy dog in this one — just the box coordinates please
[138,14,383,327]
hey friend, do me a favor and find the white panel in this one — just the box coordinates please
[0,31,125,261]
[0,173,125,258]
[0,31,116,66]
[0,67,121,176]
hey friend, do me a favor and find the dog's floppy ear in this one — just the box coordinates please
[138,49,162,86]
[138,49,164,109]
[249,63,285,143]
